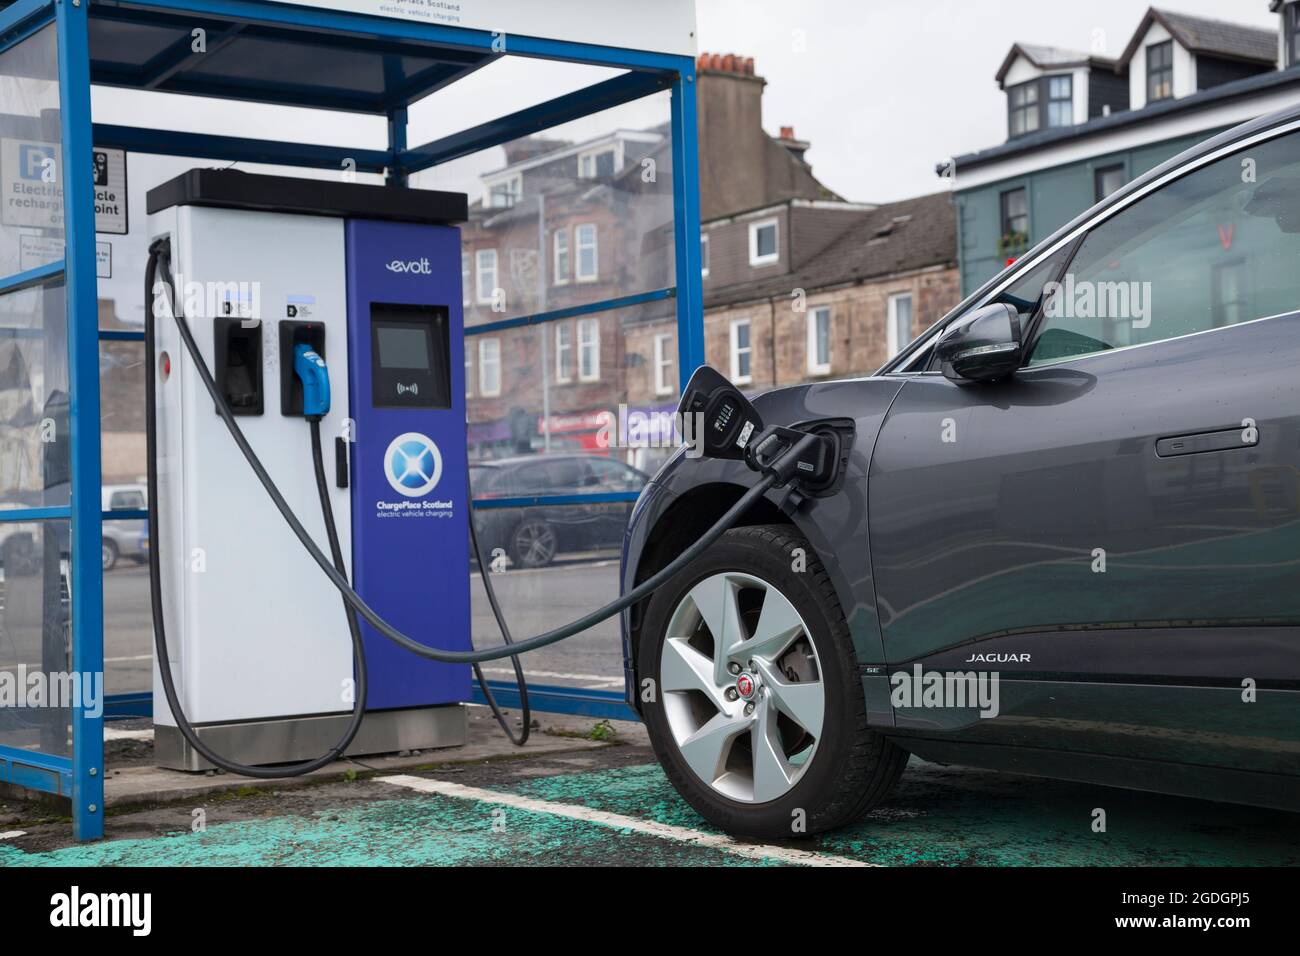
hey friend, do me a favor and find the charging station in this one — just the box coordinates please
[0,0,703,840]
[145,171,473,768]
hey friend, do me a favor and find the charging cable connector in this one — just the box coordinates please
[294,344,331,419]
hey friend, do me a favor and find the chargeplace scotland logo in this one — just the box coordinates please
[384,432,442,498]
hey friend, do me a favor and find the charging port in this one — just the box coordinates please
[279,321,326,417]
[214,318,264,416]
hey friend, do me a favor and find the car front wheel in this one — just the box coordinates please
[638,524,906,838]
[101,540,118,572]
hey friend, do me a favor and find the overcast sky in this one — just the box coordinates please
[695,0,1279,202]
[95,1,1281,317]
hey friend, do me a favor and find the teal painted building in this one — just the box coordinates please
[949,3,1300,296]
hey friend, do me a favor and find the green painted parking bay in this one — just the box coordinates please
[2,759,1297,867]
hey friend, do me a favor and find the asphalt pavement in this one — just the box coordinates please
[96,553,628,700]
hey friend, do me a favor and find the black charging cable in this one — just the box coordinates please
[465,474,531,746]
[144,237,780,774]
[145,243,368,778]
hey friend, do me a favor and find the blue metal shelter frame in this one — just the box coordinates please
[0,0,704,840]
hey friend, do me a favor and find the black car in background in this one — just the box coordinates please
[471,454,649,569]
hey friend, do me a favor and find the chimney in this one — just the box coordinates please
[777,125,811,165]
[695,52,768,219]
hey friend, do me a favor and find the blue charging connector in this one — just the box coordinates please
[294,343,331,418]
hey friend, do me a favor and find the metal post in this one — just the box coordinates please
[537,193,550,452]
[669,61,705,389]
[387,106,408,186]
[55,0,105,841]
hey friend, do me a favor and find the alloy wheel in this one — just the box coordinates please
[660,571,825,803]
[513,520,557,568]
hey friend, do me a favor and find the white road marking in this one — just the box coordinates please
[0,831,25,840]
[104,727,154,742]
[377,774,875,867]
[479,667,623,688]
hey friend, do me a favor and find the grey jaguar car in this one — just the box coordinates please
[621,104,1300,838]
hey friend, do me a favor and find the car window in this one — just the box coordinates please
[110,490,144,510]
[586,457,645,491]
[1028,129,1300,366]
[541,458,591,490]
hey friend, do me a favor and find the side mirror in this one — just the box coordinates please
[677,365,764,460]
[936,302,1023,383]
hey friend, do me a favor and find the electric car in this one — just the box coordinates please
[621,105,1300,837]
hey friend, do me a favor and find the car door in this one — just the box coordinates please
[869,122,1300,777]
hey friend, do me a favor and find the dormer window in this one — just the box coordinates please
[486,173,521,209]
[1007,75,1073,138]
[578,147,616,179]
[1146,40,1174,102]
[1045,75,1072,127]
[1008,81,1039,136]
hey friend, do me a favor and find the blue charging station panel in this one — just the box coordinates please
[345,219,472,710]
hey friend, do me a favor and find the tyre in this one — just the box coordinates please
[101,540,119,572]
[510,518,557,569]
[638,524,907,838]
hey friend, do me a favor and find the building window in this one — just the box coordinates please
[807,307,831,375]
[749,218,779,267]
[1212,260,1248,329]
[575,223,598,281]
[701,234,710,277]
[1147,40,1174,102]
[1045,75,1072,128]
[578,147,616,178]
[654,333,674,396]
[478,338,501,397]
[553,228,570,285]
[475,249,498,304]
[554,323,573,382]
[887,293,913,359]
[461,251,471,307]
[578,317,600,381]
[1000,188,1029,250]
[730,318,752,384]
[486,174,521,209]
[1008,80,1039,137]
[1009,75,1071,138]
[1094,164,1125,202]
[465,348,473,397]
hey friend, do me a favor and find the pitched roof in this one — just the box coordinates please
[704,193,956,310]
[948,66,1300,172]
[995,44,1117,86]
[1119,8,1278,67]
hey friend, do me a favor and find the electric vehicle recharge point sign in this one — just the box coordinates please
[1,140,127,233]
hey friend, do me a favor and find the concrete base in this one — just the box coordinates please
[154,704,468,772]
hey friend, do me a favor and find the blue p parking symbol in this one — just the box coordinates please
[19,143,55,181]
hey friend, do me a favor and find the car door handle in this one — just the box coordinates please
[1155,426,1257,458]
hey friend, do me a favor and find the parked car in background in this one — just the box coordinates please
[471,454,648,569]
[102,484,147,571]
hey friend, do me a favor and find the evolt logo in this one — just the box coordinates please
[385,257,432,275]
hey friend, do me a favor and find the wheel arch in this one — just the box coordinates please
[625,480,867,715]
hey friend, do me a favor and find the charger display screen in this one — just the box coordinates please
[375,324,433,369]
[370,303,451,408]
